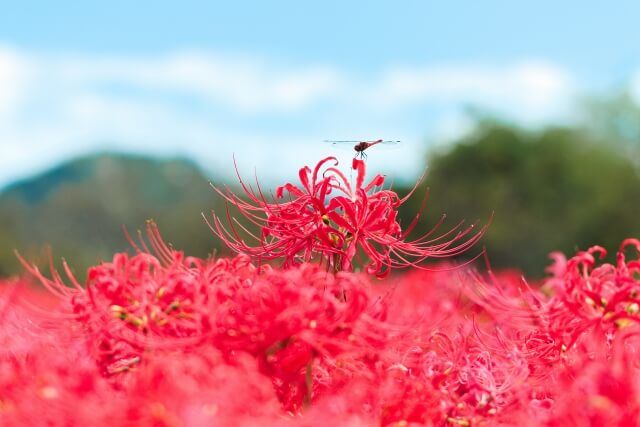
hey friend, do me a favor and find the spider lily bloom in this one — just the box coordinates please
[544,238,640,339]
[468,239,640,367]
[326,158,485,277]
[209,156,485,277]
[20,226,389,411]
[208,157,344,268]
[20,250,217,376]
[540,328,640,426]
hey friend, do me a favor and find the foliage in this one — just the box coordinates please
[402,120,640,276]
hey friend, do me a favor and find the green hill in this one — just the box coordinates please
[0,153,223,279]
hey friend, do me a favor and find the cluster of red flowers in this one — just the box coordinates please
[1,157,639,426]
[209,157,484,277]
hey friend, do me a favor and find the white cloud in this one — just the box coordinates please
[0,46,577,188]
[0,46,30,118]
[374,60,574,122]
[46,51,343,113]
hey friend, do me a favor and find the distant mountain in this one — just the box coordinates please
[2,157,98,204]
[0,153,225,279]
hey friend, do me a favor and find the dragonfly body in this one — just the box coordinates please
[354,139,383,155]
[325,139,401,159]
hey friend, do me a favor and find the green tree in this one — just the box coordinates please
[401,120,640,277]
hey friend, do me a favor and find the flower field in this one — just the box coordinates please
[1,156,639,426]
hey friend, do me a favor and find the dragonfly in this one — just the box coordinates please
[324,139,401,159]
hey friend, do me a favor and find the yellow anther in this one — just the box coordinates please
[627,303,639,314]
[107,356,141,374]
[177,312,194,319]
[110,305,127,320]
[166,301,180,313]
[589,394,613,410]
[329,233,340,245]
[615,318,633,329]
[447,417,470,426]
[129,315,148,329]
[387,363,409,373]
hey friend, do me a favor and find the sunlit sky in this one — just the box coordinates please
[1,1,640,187]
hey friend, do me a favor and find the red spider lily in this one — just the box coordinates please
[539,238,640,349]
[9,137,640,427]
[538,328,640,426]
[20,224,391,412]
[122,349,283,426]
[207,157,342,268]
[8,238,640,425]
[464,239,640,391]
[209,156,486,277]
[548,239,640,327]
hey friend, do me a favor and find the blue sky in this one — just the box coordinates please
[1,1,639,187]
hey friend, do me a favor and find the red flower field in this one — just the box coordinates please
[1,156,638,426]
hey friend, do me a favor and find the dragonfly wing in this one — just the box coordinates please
[324,141,358,149]
[324,139,402,150]
[324,140,401,144]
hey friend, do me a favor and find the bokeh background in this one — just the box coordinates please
[1,1,640,278]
